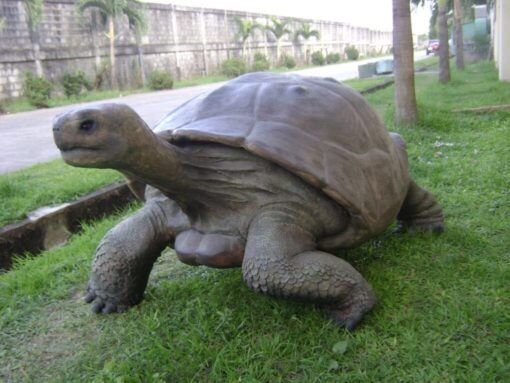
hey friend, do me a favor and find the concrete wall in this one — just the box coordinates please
[0,0,393,100]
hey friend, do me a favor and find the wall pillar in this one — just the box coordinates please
[171,4,181,80]
[497,0,510,81]
[200,8,208,75]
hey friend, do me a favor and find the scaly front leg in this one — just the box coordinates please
[85,197,188,313]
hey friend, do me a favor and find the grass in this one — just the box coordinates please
[0,160,122,227]
[1,60,509,382]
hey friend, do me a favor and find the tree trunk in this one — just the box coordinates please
[392,0,418,125]
[108,16,118,90]
[438,0,451,83]
[453,0,464,70]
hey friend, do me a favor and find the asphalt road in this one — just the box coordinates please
[0,52,427,173]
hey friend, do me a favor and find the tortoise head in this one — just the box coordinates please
[53,103,150,169]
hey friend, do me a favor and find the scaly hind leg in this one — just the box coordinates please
[242,209,376,331]
[85,193,188,313]
[389,132,444,234]
[396,180,444,233]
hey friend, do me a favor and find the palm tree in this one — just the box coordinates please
[392,0,418,125]
[294,22,320,64]
[453,0,464,70]
[234,17,262,59]
[78,0,146,90]
[265,17,292,62]
[438,0,451,83]
[22,0,44,76]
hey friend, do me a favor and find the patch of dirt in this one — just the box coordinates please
[0,293,100,382]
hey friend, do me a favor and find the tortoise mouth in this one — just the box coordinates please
[59,146,103,167]
[60,145,99,153]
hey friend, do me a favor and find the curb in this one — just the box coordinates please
[0,182,134,270]
[360,80,394,95]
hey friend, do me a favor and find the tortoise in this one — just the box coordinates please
[52,72,443,330]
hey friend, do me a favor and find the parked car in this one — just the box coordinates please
[426,39,440,55]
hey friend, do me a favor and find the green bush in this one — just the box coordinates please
[23,73,53,108]
[311,51,325,66]
[252,60,270,72]
[222,58,247,78]
[252,53,270,72]
[345,45,359,61]
[472,34,490,58]
[326,52,341,64]
[147,70,174,90]
[253,52,266,62]
[61,71,91,98]
[280,54,296,69]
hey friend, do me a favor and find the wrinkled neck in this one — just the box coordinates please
[120,129,182,190]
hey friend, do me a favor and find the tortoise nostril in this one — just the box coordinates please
[53,125,60,132]
[80,119,96,132]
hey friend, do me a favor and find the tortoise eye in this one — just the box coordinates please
[80,119,96,132]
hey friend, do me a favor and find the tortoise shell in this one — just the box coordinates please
[154,72,409,248]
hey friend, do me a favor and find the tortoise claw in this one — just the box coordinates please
[84,292,96,303]
[91,299,105,313]
[327,308,365,332]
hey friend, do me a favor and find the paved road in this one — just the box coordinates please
[0,52,427,173]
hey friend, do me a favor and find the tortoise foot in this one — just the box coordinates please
[327,300,374,331]
[327,289,377,331]
[395,218,444,234]
[84,281,140,315]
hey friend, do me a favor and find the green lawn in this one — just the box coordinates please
[0,161,122,227]
[1,61,509,382]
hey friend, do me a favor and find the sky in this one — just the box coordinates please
[144,0,432,34]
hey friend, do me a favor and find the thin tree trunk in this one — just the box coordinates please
[438,0,451,83]
[392,0,418,125]
[108,16,117,90]
[453,0,464,70]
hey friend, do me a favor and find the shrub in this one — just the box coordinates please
[93,60,109,90]
[222,58,247,78]
[345,45,360,61]
[280,54,296,69]
[23,73,53,108]
[326,52,341,64]
[311,51,325,66]
[147,70,174,90]
[253,52,267,62]
[252,60,270,72]
[472,34,490,58]
[61,71,91,98]
[252,53,270,72]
